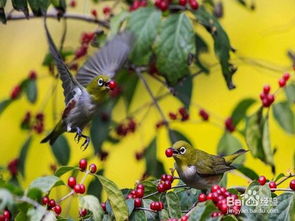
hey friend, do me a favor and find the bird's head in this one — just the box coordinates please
[86,75,117,101]
[170,140,195,165]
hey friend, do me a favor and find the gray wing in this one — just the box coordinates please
[44,17,82,104]
[76,32,134,86]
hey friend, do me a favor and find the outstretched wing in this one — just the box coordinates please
[76,32,134,86]
[44,17,82,104]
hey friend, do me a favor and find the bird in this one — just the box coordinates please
[41,18,133,149]
[169,140,247,190]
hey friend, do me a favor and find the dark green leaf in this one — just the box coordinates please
[194,34,209,73]
[274,173,285,182]
[222,215,239,221]
[24,79,37,103]
[195,7,236,89]
[159,209,169,220]
[15,211,29,221]
[0,6,6,24]
[0,99,12,115]
[237,165,259,180]
[18,136,33,177]
[130,210,147,221]
[269,193,295,221]
[155,13,195,85]
[166,192,182,218]
[28,175,64,193]
[173,75,193,109]
[231,98,256,125]
[50,0,66,13]
[217,132,244,164]
[127,7,161,65]
[51,135,70,165]
[272,101,295,134]
[87,169,104,201]
[28,0,50,16]
[79,195,104,221]
[176,186,200,211]
[126,198,135,215]
[169,130,191,144]
[54,166,76,177]
[140,180,157,197]
[26,188,42,201]
[262,117,275,171]
[12,0,29,17]
[95,175,128,221]
[285,83,295,103]
[188,201,217,221]
[110,11,130,36]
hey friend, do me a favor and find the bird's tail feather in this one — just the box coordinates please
[224,149,248,165]
[41,123,63,145]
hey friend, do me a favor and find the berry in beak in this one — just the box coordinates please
[107,80,117,90]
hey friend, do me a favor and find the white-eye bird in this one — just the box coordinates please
[170,140,247,190]
[41,18,133,148]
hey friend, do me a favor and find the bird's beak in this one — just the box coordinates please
[171,148,179,155]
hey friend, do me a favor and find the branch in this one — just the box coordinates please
[277,173,295,186]
[6,12,110,28]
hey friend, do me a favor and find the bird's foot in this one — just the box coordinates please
[80,136,90,151]
[74,127,90,150]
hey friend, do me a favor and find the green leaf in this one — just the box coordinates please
[272,101,295,134]
[29,175,64,193]
[127,7,161,65]
[262,117,275,171]
[274,173,285,182]
[194,34,209,73]
[169,130,191,144]
[50,0,66,13]
[166,192,182,218]
[269,193,295,221]
[195,7,236,89]
[79,195,104,221]
[18,136,33,177]
[142,199,157,220]
[177,187,200,211]
[0,99,12,115]
[188,201,217,221]
[155,12,195,85]
[140,180,157,198]
[126,198,135,215]
[27,207,56,221]
[0,188,13,211]
[28,0,50,16]
[87,169,104,201]
[110,11,130,37]
[12,0,29,17]
[285,83,295,103]
[15,211,29,221]
[217,132,244,164]
[173,75,193,109]
[51,135,70,165]
[54,166,76,177]
[231,98,256,125]
[24,79,37,103]
[27,188,42,202]
[237,165,259,180]
[159,209,169,220]
[130,210,147,221]
[95,175,128,221]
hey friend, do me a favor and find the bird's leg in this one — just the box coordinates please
[80,135,90,151]
[74,127,90,150]
[74,127,82,143]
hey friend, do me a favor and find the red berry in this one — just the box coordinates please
[207,192,213,200]
[75,45,88,59]
[91,9,97,17]
[74,184,81,193]
[218,203,228,214]
[0,215,5,221]
[198,193,207,202]
[169,112,177,120]
[103,7,111,15]
[263,85,271,94]
[53,205,62,215]
[189,0,199,9]
[157,183,166,192]
[69,0,76,7]
[159,0,169,11]
[42,196,49,205]
[199,109,209,121]
[179,0,187,6]
[267,94,275,104]
[150,202,156,210]
[135,188,144,198]
[159,201,164,210]
[68,176,76,188]
[134,198,142,207]
[79,208,88,217]
[128,119,136,132]
[101,202,106,212]
[28,70,37,80]
[108,80,117,90]
[211,184,220,192]
[137,184,144,190]
[3,210,10,219]
[268,181,277,190]
[48,199,56,208]
[180,215,189,221]
[260,92,266,100]
[10,85,21,99]
[154,201,161,211]
[225,118,235,132]
[220,187,227,194]
[79,184,86,194]
[161,174,168,181]
[283,73,290,81]
[89,163,97,173]
[279,78,286,87]
[212,192,219,203]
[165,148,174,157]
[258,176,266,185]
[289,179,295,190]
[79,159,87,171]
[166,175,174,182]
[163,180,171,190]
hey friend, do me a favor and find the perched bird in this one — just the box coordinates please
[41,18,133,148]
[169,140,247,190]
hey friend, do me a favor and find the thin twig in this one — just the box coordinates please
[277,173,295,186]
[135,207,157,213]
[6,12,110,28]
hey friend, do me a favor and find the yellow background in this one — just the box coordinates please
[0,0,295,217]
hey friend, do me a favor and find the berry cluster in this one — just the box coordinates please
[103,7,111,16]
[167,215,189,221]
[278,73,290,88]
[199,109,209,121]
[7,158,19,176]
[127,184,145,207]
[75,32,95,59]
[224,117,235,132]
[157,174,174,192]
[150,201,164,211]
[10,70,37,99]
[41,196,62,215]
[0,209,10,221]
[116,119,137,136]
[155,120,168,129]
[154,0,199,11]
[21,112,45,134]
[129,0,147,11]
[168,107,189,121]
[257,175,277,191]
[259,85,275,108]
[198,185,241,216]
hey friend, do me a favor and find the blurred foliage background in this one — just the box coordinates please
[0,0,295,214]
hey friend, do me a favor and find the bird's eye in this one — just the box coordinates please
[179,147,186,154]
[97,78,104,87]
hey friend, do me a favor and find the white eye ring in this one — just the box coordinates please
[179,147,186,154]
[97,78,104,86]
